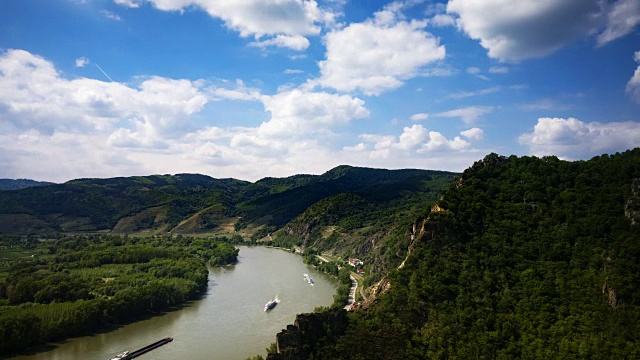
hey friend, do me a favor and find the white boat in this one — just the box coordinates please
[303,273,314,285]
[264,299,277,311]
[110,351,130,360]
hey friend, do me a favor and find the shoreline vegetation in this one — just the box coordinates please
[0,234,238,356]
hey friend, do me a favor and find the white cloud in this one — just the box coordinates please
[0,48,488,183]
[101,10,122,21]
[249,35,310,51]
[419,131,470,152]
[597,0,640,46]
[75,57,90,67]
[345,124,474,160]
[518,117,640,159]
[435,106,493,124]
[114,0,141,8]
[113,0,337,50]
[258,89,369,137]
[397,125,430,150]
[410,113,429,121]
[466,66,480,75]
[460,127,484,140]
[209,79,262,101]
[488,66,508,74]
[425,2,447,16]
[626,51,640,103]
[420,67,455,77]
[446,86,501,99]
[431,14,455,27]
[284,69,304,74]
[317,4,445,95]
[0,49,207,141]
[447,0,603,62]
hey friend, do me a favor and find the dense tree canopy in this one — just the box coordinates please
[283,149,640,359]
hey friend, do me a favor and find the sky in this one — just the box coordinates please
[0,0,639,183]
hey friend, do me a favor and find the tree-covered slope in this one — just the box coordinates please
[0,174,250,232]
[235,166,457,233]
[271,170,458,277]
[0,167,459,238]
[274,149,640,359]
[0,179,54,191]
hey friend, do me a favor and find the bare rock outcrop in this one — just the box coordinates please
[625,178,640,225]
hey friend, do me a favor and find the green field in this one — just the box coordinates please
[0,248,34,259]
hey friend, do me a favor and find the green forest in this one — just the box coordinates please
[269,149,640,359]
[0,234,238,355]
[2,151,640,359]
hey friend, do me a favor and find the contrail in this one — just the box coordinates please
[94,63,114,82]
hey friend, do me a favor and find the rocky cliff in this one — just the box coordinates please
[266,309,347,360]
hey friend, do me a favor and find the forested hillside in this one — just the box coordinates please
[0,167,458,247]
[0,179,54,191]
[270,168,457,280]
[270,149,640,359]
[0,174,249,233]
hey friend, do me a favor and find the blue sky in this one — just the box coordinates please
[0,0,639,182]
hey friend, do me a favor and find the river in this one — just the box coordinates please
[11,246,338,360]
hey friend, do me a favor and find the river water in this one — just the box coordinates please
[11,246,338,360]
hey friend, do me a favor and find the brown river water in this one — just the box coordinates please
[10,246,338,360]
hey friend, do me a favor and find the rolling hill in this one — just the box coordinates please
[0,167,458,241]
[0,179,54,191]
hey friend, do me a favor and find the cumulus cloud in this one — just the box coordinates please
[209,79,262,101]
[410,113,429,121]
[317,3,445,95]
[249,35,310,51]
[460,127,484,140]
[626,51,640,102]
[345,124,474,161]
[113,0,336,50]
[0,49,385,182]
[597,0,640,46]
[431,14,455,27]
[435,106,493,124]
[0,48,486,183]
[447,0,604,62]
[114,0,141,8]
[0,49,207,141]
[518,117,640,159]
[257,89,369,137]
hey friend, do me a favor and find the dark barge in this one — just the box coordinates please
[110,337,173,359]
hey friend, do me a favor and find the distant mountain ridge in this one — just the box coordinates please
[0,179,55,191]
[0,167,458,239]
